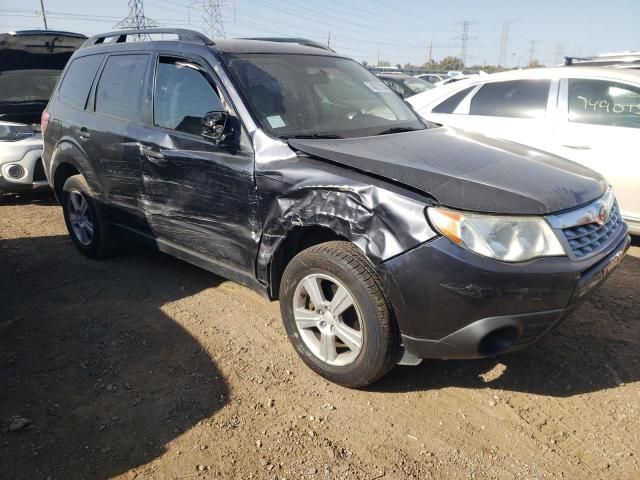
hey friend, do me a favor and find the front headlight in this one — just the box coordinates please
[427,207,566,262]
[0,122,35,142]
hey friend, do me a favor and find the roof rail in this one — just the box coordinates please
[82,28,213,48]
[7,30,87,38]
[244,37,335,52]
[564,56,590,66]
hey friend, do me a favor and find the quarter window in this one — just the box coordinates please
[58,54,103,110]
[432,86,475,114]
[153,57,223,135]
[469,80,550,119]
[95,54,149,122]
[568,79,640,129]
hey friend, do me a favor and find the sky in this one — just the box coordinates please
[1,0,639,68]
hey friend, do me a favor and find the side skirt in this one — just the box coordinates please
[111,223,270,299]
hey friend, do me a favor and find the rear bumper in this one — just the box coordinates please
[378,229,630,360]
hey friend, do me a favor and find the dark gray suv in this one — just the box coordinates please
[42,29,630,388]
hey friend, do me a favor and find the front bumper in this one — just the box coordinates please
[377,228,630,360]
[0,133,48,193]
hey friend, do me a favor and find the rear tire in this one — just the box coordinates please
[280,241,399,388]
[61,174,118,258]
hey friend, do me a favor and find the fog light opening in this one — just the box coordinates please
[478,327,519,357]
[7,165,26,179]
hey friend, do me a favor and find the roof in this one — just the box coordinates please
[473,66,640,84]
[80,28,343,57]
[3,30,87,39]
[564,51,640,66]
[407,67,640,110]
[376,73,412,80]
[212,38,342,56]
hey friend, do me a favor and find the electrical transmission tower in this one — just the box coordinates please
[528,40,538,66]
[459,21,471,68]
[497,19,518,67]
[554,44,564,65]
[455,21,476,69]
[192,0,230,38]
[116,0,158,30]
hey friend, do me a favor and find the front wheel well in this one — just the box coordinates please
[269,226,348,299]
[52,163,80,202]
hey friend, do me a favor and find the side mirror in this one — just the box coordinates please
[202,111,229,144]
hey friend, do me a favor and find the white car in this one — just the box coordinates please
[415,73,450,84]
[0,30,86,198]
[408,67,640,234]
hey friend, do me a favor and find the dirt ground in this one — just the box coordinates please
[1,192,638,480]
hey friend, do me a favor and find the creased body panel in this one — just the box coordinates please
[289,128,607,215]
[252,131,437,290]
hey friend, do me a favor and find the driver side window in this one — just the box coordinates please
[153,56,223,136]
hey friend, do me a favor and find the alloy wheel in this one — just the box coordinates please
[292,273,363,366]
[67,191,94,246]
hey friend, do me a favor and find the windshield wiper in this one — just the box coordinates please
[283,133,343,140]
[375,127,423,136]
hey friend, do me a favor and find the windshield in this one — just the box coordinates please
[223,53,425,138]
[401,77,434,95]
[0,70,60,103]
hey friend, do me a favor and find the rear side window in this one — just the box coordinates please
[469,80,550,119]
[153,57,223,135]
[568,79,640,129]
[432,86,475,114]
[58,54,103,110]
[95,54,149,122]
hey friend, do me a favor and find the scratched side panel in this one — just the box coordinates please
[139,130,261,276]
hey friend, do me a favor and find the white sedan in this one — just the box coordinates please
[407,67,640,234]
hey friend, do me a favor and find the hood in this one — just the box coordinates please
[288,127,607,215]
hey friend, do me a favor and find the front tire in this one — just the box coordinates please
[280,241,400,388]
[62,174,117,258]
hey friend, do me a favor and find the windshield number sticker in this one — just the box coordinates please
[364,81,390,93]
[266,115,286,129]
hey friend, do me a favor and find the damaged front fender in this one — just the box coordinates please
[252,131,438,294]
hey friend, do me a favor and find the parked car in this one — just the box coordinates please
[408,67,640,235]
[0,30,86,197]
[43,29,630,388]
[376,73,434,98]
[415,73,450,84]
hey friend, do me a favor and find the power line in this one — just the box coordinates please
[38,0,48,30]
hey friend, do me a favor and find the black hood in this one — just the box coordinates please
[289,128,607,215]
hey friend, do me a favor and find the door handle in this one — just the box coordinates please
[76,127,91,139]
[139,144,165,161]
[562,144,591,150]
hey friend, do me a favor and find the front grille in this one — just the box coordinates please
[562,203,622,259]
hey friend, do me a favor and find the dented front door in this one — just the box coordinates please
[139,54,260,277]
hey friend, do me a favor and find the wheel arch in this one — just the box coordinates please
[50,140,100,203]
[258,184,435,299]
[267,225,349,299]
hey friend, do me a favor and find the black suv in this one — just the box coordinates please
[42,29,630,388]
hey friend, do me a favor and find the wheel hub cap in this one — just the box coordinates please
[67,191,94,246]
[292,273,363,367]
